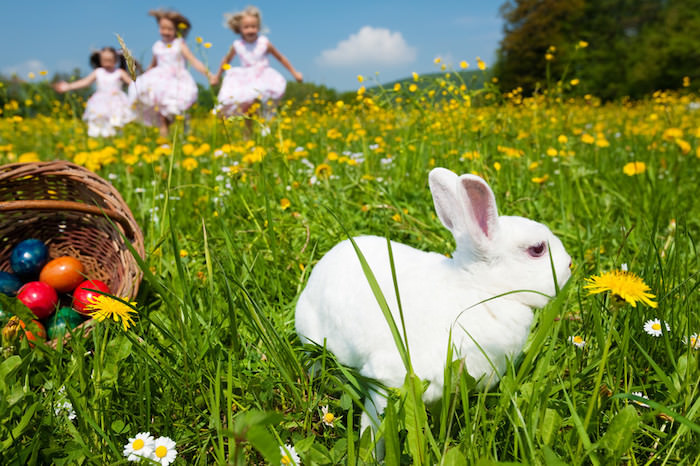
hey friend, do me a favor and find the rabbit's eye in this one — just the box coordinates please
[527,242,547,258]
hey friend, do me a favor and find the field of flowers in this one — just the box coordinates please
[1,73,699,465]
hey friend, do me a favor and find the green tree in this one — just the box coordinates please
[495,0,700,99]
[495,0,585,94]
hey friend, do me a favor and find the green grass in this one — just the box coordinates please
[0,77,699,465]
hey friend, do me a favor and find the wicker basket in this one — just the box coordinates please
[0,161,144,303]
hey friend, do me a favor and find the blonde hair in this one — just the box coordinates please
[149,9,192,38]
[227,5,261,34]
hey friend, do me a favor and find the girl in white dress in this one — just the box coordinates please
[54,47,134,138]
[130,9,210,137]
[210,6,302,124]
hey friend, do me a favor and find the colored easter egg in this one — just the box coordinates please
[0,271,23,296]
[40,256,85,293]
[17,281,58,319]
[47,307,84,339]
[19,318,47,346]
[47,318,68,340]
[10,239,48,278]
[72,280,110,315]
[54,306,85,328]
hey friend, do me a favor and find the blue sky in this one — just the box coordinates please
[1,1,504,91]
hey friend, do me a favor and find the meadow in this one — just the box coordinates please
[1,70,699,465]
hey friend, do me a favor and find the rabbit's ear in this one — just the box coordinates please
[429,168,464,233]
[457,175,500,249]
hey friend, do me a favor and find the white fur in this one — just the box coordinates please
[295,167,571,432]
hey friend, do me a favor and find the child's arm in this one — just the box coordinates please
[210,46,236,86]
[53,71,97,93]
[180,41,211,80]
[119,69,133,85]
[268,43,303,82]
[147,56,157,71]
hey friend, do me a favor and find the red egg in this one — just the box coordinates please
[40,256,85,293]
[72,280,110,315]
[17,281,58,319]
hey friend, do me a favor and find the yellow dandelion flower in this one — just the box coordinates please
[409,84,417,92]
[558,134,568,144]
[28,72,35,79]
[434,57,441,64]
[662,128,683,140]
[545,53,554,61]
[570,78,580,86]
[459,60,469,69]
[578,40,589,48]
[85,295,138,331]
[675,138,691,154]
[314,163,332,179]
[393,83,401,92]
[682,76,690,87]
[180,249,189,258]
[493,162,502,171]
[584,270,657,308]
[39,70,48,76]
[531,174,549,184]
[546,147,558,157]
[204,42,212,49]
[581,133,595,144]
[357,75,364,83]
[177,22,187,29]
[182,157,198,171]
[280,198,291,210]
[392,213,401,222]
[18,152,40,163]
[196,37,203,44]
[412,72,419,81]
[476,57,486,70]
[623,161,646,176]
[222,63,231,70]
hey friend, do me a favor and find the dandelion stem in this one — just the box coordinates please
[578,308,618,454]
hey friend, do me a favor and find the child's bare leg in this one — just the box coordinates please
[158,115,169,138]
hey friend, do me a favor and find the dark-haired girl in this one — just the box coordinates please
[54,47,134,137]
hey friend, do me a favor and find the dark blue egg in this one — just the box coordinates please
[0,271,23,296]
[10,239,48,278]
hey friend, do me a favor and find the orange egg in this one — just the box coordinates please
[19,318,47,346]
[39,256,85,293]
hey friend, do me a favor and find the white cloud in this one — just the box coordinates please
[2,59,46,77]
[317,26,416,67]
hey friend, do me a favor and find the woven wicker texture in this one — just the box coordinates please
[0,161,144,300]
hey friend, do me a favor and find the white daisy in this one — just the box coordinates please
[631,391,650,408]
[151,436,177,466]
[683,333,700,350]
[568,335,586,348]
[123,432,155,462]
[321,405,335,428]
[280,443,300,465]
[643,319,670,337]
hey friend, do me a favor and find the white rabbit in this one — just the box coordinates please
[295,167,572,434]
